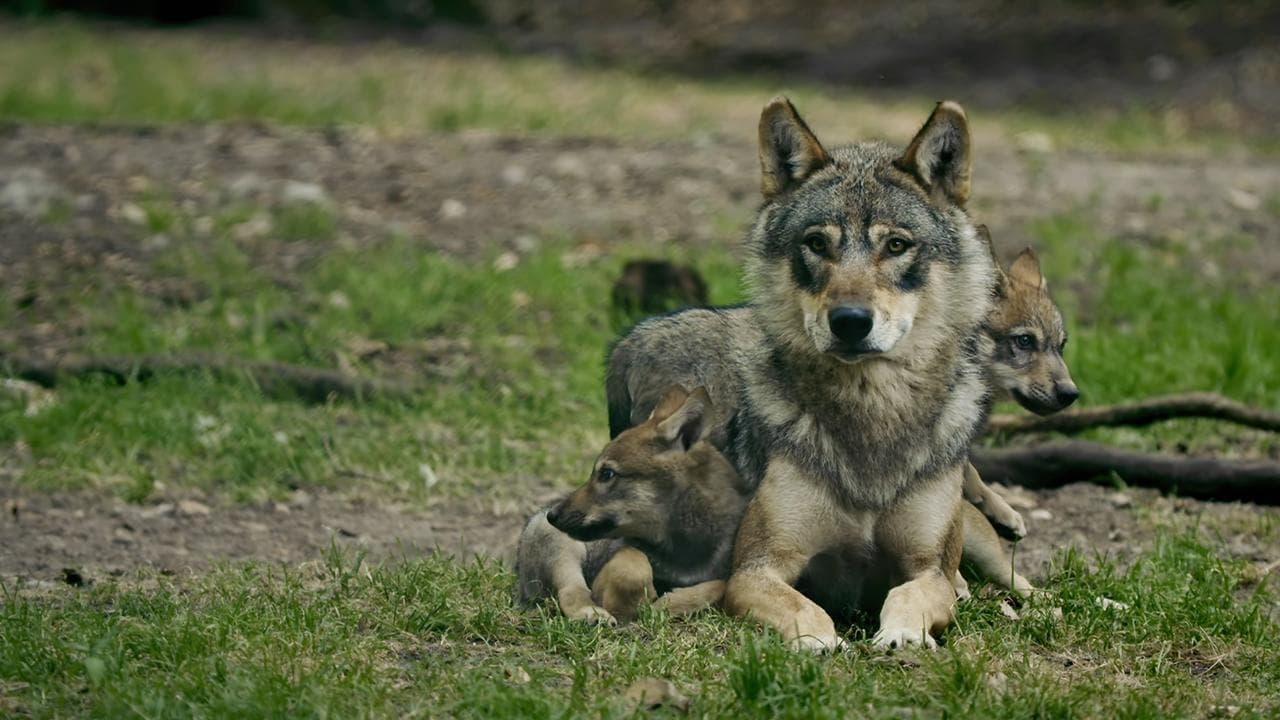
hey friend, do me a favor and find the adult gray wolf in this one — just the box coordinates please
[611,97,997,650]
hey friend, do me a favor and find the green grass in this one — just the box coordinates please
[1,532,1276,718]
[2,15,1277,718]
[0,202,744,499]
[2,194,1278,500]
[0,19,1274,155]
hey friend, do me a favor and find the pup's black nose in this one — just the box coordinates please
[828,306,874,345]
[546,506,563,527]
[1055,381,1079,408]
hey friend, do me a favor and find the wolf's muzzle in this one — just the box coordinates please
[547,506,617,540]
[828,306,874,346]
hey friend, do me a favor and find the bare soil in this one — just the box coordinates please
[4,478,1278,592]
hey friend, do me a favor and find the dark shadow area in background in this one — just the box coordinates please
[2,0,1279,133]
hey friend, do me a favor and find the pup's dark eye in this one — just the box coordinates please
[1014,334,1036,350]
[597,467,616,483]
[885,236,910,255]
[803,231,829,256]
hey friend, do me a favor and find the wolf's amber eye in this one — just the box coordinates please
[1014,334,1036,350]
[598,467,616,482]
[803,231,829,256]
[885,236,910,255]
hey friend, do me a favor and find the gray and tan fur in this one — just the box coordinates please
[515,385,751,623]
[606,233,1078,600]
[722,97,996,650]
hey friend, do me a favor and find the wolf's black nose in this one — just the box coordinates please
[828,306,874,345]
[546,507,562,526]
[1055,382,1079,408]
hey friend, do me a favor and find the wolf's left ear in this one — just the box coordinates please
[759,96,830,200]
[896,101,972,207]
[656,387,712,452]
[1008,247,1047,289]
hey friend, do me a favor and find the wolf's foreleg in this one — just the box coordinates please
[654,580,725,617]
[516,510,616,625]
[874,470,964,649]
[961,502,1034,596]
[725,464,845,652]
[591,546,656,622]
[962,462,1026,541]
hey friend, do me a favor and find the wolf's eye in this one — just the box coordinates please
[597,467,616,483]
[885,236,910,255]
[1014,334,1036,350]
[803,231,829,256]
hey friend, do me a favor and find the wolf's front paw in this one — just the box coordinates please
[567,604,617,626]
[788,633,848,654]
[992,510,1027,542]
[871,626,937,651]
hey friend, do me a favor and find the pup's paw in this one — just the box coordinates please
[871,626,937,651]
[788,634,848,654]
[567,604,617,626]
[992,510,1027,542]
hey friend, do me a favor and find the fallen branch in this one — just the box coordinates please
[971,441,1280,505]
[986,392,1280,436]
[0,352,414,404]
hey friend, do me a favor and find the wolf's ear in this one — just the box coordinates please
[1008,247,1046,289]
[975,225,1008,296]
[655,386,711,452]
[896,101,972,207]
[759,97,830,200]
[648,384,690,423]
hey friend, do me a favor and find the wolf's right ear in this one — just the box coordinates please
[759,97,830,200]
[896,101,972,207]
[975,225,1008,296]
[655,387,712,452]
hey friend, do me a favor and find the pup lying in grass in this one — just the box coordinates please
[516,385,751,623]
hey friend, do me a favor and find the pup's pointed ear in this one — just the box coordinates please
[975,224,1008,296]
[1008,247,1047,289]
[896,101,972,207]
[648,384,691,423]
[759,96,830,200]
[655,387,711,452]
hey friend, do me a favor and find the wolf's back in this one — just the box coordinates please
[605,305,756,442]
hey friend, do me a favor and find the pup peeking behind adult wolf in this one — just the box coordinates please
[516,384,750,624]
[609,96,999,651]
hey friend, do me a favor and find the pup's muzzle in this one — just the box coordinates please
[547,504,617,541]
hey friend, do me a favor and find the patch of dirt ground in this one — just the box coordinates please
[3,480,1278,591]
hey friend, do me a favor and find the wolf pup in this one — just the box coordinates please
[515,385,751,623]
[962,233,1078,542]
